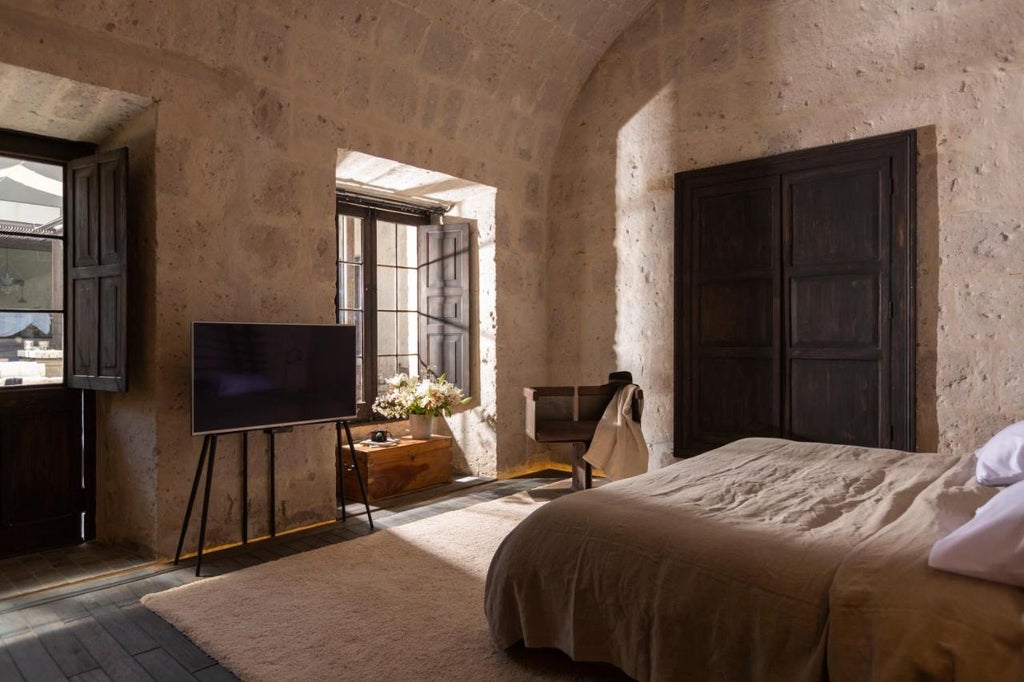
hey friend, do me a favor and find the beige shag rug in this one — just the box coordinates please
[142,483,624,681]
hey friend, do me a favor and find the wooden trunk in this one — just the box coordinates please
[342,436,453,503]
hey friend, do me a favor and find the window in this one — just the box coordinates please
[337,195,473,420]
[0,129,128,392]
[337,200,429,419]
[0,155,65,387]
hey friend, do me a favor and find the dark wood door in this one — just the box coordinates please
[675,131,916,456]
[783,158,892,447]
[0,388,95,555]
[681,176,781,450]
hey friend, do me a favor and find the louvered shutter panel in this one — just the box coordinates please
[66,148,128,391]
[417,221,470,394]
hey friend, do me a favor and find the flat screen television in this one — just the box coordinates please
[192,322,357,435]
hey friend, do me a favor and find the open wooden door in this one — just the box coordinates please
[417,221,471,393]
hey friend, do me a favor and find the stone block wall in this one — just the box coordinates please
[0,0,648,557]
[547,0,1024,464]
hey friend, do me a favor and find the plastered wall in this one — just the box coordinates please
[0,0,649,557]
[548,0,1024,465]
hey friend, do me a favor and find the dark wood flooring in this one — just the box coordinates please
[0,473,569,681]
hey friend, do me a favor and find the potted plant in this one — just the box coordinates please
[372,372,469,439]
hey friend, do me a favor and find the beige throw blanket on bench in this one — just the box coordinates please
[583,383,648,481]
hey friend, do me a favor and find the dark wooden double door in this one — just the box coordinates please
[675,131,915,456]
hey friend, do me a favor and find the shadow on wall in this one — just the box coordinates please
[547,3,787,467]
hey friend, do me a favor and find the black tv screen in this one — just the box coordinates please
[192,322,357,435]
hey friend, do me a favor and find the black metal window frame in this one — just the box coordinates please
[336,197,431,421]
[0,128,94,392]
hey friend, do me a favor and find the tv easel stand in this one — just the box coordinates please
[173,419,373,576]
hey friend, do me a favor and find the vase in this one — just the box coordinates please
[409,414,433,440]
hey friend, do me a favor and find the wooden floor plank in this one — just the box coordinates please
[127,608,214,672]
[2,628,68,681]
[35,620,100,677]
[90,604,158,656]
[69,615,153,682]
[194,664,239,681]
[68,668,113,681]
[0,609,30,637]
[78,584,138,610]
[0,644,26,682]
[135,648,195,682]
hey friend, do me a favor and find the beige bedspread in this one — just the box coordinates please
[828,454,1024,681]
[484,438,960,681]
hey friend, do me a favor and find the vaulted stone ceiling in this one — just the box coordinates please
[0,0,653,161]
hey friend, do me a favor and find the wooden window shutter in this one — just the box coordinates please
[417,221,471,394]
[66,148,128,392]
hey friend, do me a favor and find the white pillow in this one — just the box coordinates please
[928,479,1024,587]
[975,420,1024,486]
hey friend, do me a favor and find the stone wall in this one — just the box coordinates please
[0,0,648,557]
[548,0,1024,464]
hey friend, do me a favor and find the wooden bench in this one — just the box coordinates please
[524,372,642,490]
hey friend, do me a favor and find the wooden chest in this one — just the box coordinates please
[342,436,453,502]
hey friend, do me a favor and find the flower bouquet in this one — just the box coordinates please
[372,372,469,438]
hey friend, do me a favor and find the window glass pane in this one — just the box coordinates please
[337,263,362,310]
[396,224,418,268]
[402,354,419,377]
[355,357,363,404]
[396,312,417,355]
[0,157,63,237]
[0,311,63,387]
[397,354,420,377]
[377,311,396,355]
[377,220,396,266]
[0,237,62,310]
[377,265,396,310]
[338,310,363,357]
[396,268,416,312]
[337,215,362,262]
[377,356,397,390]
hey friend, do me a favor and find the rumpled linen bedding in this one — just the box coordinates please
[485,437,1024,681]
[828,454,1024,681]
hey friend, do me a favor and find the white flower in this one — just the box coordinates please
[371,372,469,419]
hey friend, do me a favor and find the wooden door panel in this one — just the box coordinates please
[417,222,470,393]
[790,274,879,348]
[696,357,777,440]
[698,279,773,347]
[71,164,97,267]
[68,148,128,391]
[0,389,90,555]
[784,157,891,448]
[0,410,78,523]
[790,168,880,265]
[99,275,122,373]
[790,359,880,446]
[681,175,781,453]
[698,188,774,272]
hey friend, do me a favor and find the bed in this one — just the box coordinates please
[484,438,1024,681]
